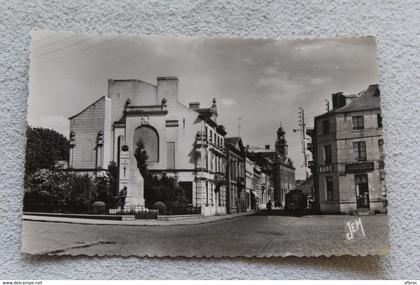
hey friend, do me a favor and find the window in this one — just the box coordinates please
[324,145,332,164]
[322,120,330,134]
[326,176,334,201]
[167,142,175,169]
[165,120,179,127]
[355,174,368,185]
[230,160,235,180]
[179,182,193,204]
[352,116,364,130]
[377,113,383,128]
[353,141,367,161]
[378,139,384,159]
[133,126,159,162]
[206,181,209,206]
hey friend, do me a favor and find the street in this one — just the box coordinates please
[22,214,389,257]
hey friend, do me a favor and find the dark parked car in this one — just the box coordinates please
[285,190,307,216]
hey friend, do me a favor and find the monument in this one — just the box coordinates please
[118,139,144,209]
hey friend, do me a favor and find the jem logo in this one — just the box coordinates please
[345,218,366,240]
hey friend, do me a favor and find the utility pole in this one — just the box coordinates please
[238,117,242,137]
[298,107,308,179]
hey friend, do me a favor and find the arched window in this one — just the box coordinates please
[80,138,93,162]
[133,126,159,162]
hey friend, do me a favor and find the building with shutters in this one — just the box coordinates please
[246,145,275,207]
[68,77,227,216]
[310,84,387,214]
[224,137,247,213]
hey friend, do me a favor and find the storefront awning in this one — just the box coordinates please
[251,190,261,199]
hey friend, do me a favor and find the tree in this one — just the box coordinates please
[25,126,69,178]
[134,139,149,177]
[23,169,97,213]
[134,139,188,209]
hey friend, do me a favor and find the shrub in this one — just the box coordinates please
[23,169,108,214]
[24,169,72,212]
[153,201,167,214]
[91,201,106,214]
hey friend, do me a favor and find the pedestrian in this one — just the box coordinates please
[119,186,127,213]
[266,200,272,215]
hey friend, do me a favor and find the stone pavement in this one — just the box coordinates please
[22,210,255,226]
[22,214,389,257]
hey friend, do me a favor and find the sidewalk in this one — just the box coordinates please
[22,211,256,226]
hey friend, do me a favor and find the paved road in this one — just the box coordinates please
[22,214,389,257]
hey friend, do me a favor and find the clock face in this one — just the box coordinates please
[121,145,129,152]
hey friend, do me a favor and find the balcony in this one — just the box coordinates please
[194,131,208,148]
[214,172,226,186]
[125,105,168,115]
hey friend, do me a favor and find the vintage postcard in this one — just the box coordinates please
[22,32,389,257]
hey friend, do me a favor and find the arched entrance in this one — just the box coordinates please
[132,125,159,163]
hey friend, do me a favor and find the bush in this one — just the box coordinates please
[144,174,189,209]
[153,201,167,214]
[91,201,106,214]
[23,169,117,214]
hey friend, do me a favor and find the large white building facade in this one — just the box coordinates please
[68,77,227,216]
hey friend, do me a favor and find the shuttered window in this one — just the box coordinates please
[353,141,367,161]
[167,142,175,169]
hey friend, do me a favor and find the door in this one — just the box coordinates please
[356,174,370,209]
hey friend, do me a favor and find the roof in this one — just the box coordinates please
[225,137,241,145]
[225,137,245,153]
[68,96,105,120]
[316,84,380,119]
[248,146,276,153]
[337,84,380,113]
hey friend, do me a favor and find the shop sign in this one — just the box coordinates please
[345,162,374,173]
[319,164,333,173]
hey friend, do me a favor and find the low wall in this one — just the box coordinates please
[23,212,135,221]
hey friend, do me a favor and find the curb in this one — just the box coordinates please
[22,211,256,227]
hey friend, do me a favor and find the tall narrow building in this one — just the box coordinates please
[273,124,295,206]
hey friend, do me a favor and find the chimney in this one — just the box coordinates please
[157,76,179,106]
[189,102,200,110]
[265,145,270,150]
[332,92,346,109]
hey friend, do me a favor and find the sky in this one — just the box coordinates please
[27,32,379,179]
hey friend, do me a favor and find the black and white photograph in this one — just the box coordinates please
[22,31,389,257]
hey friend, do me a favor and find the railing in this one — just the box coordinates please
[109,206,158,219]
[214,172,226,187]
[125,105,167,114]
[195,131,208,147]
